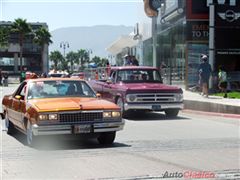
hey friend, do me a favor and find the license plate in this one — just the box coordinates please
[74,125,91,134]
[152,105,161,111]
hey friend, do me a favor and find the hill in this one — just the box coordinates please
[49,25,133,58]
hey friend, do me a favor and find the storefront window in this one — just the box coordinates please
[0,57,14,66]
[157,19,186,84]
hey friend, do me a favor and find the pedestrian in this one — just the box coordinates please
[106,61,111,77]
[124,55,131,66]
[0,68,2,86]
[198,54,212,98]
[3,72,8,86]
[218,65,228,98]
[20,67,27,82]
[132,56,139,66]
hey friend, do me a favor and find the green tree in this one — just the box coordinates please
[91,56,101,67]
[33,27,52,72]
[11,18,32,73]
[49,50,64,70]
[66,51,79,72]
[0,26,10,48]
[91,56,109,67]
[101,58,109,67]
[77,49,89,70]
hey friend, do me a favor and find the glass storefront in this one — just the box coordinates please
[142,38,153,66]
[157,19,186,84]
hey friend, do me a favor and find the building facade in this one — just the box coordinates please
[0,21,49,74]
[155,0,240,89]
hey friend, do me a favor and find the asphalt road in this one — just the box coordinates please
[0,85,240,180]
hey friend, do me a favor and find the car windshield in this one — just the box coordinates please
[48,74,64,77]
[116,69,162,83]
[27,80,96,99]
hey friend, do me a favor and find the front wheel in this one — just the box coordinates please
[165,109,179,118]
[5,114,16,135]
[26,121,37,146]
[97,132,116,145]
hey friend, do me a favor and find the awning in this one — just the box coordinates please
[106,35,138,55]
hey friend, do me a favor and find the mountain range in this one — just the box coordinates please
[49,25,133,58]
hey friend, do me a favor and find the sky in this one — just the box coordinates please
[0,0,147,31]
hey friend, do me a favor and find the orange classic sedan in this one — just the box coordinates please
[2,78,124,146]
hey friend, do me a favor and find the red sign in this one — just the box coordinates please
[186,0,209,20]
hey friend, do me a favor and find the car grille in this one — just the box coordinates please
[134,93,176,103]
[59,111,103,123]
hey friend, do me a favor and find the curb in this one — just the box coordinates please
[182,109,240,119]
[183,99,240,115]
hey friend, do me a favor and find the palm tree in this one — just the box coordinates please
[77,49,89,70]
[11,18,32,73]
[33,27,52,72]
[0,26,10,49]
[49,51,64,70]
[66,51,79,72]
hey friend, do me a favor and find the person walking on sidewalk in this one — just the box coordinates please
[198,54,212,97]
[218,65,228,98]
[0,69,2,86]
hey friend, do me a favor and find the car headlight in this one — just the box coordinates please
[112,111,121,118]
[103,112,112,118]
[175,94,183,101]
[49,114,58,120]
[126,94,137,102]
[39,114,48,120]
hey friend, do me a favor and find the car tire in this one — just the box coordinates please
[97,132,116,145]
[5,113,16,135]
[116,97,130,118]
[165,109,179,118]
[26,120,37,147]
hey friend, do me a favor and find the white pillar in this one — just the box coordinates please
[42,44,48,73]
[152,16,158,67]
[14,53,18,73]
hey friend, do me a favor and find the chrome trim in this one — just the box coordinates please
[124,103,183,111]
[126,93,182,103]
[32,120,125,136]
[58,110,103,114]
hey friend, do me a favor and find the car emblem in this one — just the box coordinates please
[218,10,240,22]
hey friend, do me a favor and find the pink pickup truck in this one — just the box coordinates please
[89,66,183,117]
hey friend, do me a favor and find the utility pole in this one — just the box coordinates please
[152,16,158,68]
[209,3,215,89]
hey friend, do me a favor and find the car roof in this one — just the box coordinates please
[111,66,158,71]
[26,78,85,83]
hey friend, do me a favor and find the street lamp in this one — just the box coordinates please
[86,49,92,61]
[60,41,69,57]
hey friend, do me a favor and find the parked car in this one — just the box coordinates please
[70,72,85,79]
[2,78,124,146]
[89,66,184,117]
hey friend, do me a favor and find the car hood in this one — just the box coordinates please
[28,97,119,112]
[121,83,182,93]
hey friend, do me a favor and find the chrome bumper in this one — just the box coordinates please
[124,103,183,111]
[32,120,125,136]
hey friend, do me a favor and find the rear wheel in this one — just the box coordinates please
[97,132,116,145]
[5,114,15,135]
[165,109,179,118]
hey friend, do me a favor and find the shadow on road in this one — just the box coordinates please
[6,130,130,151]
[126,111,190,121]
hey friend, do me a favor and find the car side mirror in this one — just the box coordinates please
[15,95,21,100]
[106,77,113,84]
[96,93,101,98]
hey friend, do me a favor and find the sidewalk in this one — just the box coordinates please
[183,90,240,114]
